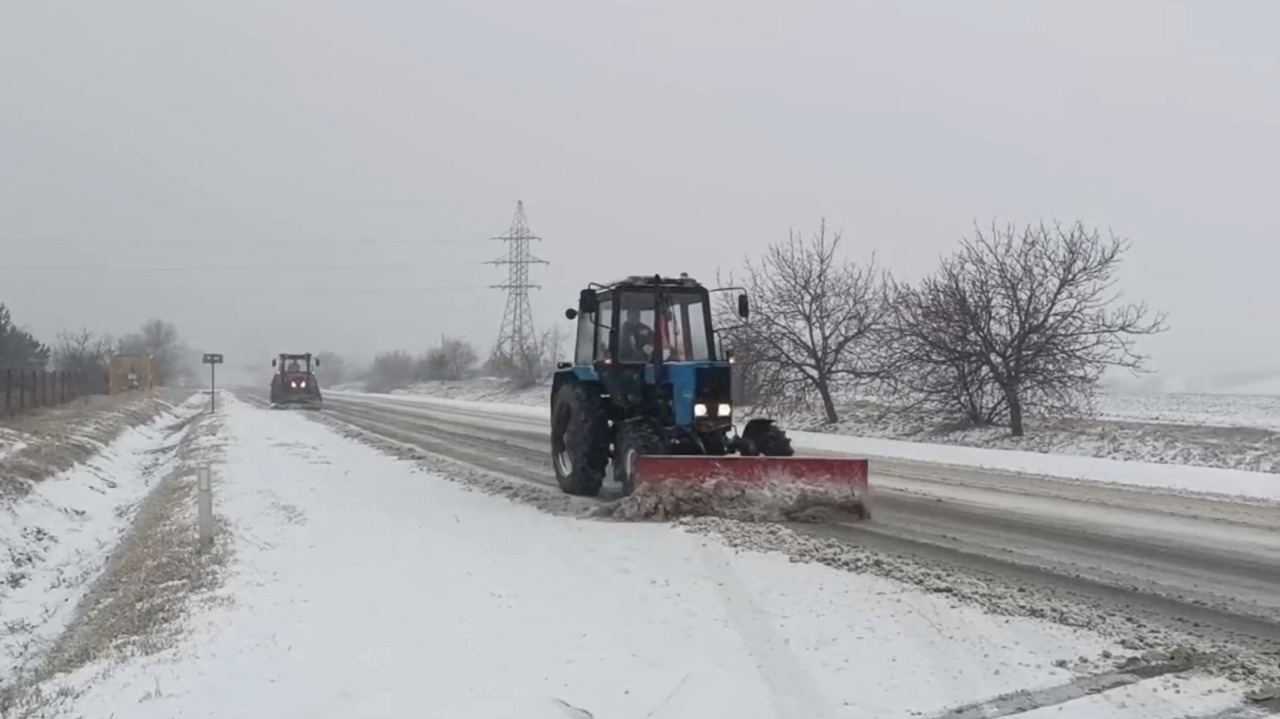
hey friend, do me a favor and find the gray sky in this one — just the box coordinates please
[2,0,1276,384]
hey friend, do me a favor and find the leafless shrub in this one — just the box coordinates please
[485,325,565,389]
[365,350,417,392]
[418,336,479,381]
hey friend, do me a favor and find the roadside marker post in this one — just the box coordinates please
[196,464,214,551]
[202,353,224,411]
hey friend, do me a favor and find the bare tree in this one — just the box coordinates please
[890,221,1167,436]
[52,328,114,378]
[439,336,478,380]
[722,220,892,423]
[118,318,184,385]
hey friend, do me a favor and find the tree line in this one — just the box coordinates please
[358,326,568,393]
[0,306,200,388]
[718,219,1166,437]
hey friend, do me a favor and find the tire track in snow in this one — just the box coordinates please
[699,542,835,719]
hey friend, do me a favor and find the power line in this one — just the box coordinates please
[0,262,489,272]
[0,236,493,249]
[8,284,492,296]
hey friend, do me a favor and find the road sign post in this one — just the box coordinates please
[202,353,224,411]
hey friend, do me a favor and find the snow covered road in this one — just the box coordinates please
[307,393,1280,661]
[20,393,1266,718]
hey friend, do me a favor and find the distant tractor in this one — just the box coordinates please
[550,273,869,509]
[269,353,322,409]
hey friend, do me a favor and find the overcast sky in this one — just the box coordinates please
[2,0,1276,384]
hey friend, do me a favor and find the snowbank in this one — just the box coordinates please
[24,393,1253,719]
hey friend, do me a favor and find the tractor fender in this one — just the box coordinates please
[551,366,600,399]
[550,369,578,413]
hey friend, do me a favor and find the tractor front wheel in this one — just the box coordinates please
[551,383,609,496]
[614,421,664,496]
[741,420,795,457]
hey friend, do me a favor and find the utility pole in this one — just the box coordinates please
[488,201,548,369]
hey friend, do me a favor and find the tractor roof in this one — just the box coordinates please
[279,352,312,359]
[598,273,703,292]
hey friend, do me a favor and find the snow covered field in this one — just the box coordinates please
[4,393,1259,718]
[375,379,1280,476]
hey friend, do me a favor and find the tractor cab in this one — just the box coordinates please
[564,273,744,362]
[561,274,748,429]
[269,352,323,409]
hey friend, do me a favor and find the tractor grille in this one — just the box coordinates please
[695,366,732,402]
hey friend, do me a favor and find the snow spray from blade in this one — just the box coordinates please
[607,461,870,522]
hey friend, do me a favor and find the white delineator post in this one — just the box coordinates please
[197,464,214,551]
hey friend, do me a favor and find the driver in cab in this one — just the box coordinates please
[620,306,653,362]
[620,306,681,361]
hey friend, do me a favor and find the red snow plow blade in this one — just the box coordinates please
[632,455,871,520]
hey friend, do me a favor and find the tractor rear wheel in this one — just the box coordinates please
[551,383,609,496]
[614,421,664,496]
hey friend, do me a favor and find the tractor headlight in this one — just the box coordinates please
[694,403,708,417]
[717,403,732,417]
[290,381,298,388]
[299,380,307,388]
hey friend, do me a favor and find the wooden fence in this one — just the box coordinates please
[1,369,105,419]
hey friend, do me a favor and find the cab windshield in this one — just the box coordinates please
[616,289,713,362]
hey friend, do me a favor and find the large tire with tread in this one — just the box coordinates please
[614,421,665,496]
[551,383,610,496]
[741,420,794,457]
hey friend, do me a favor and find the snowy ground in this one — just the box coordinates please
[0,393,210,709]
[4,393,1263,718]
[0,393,189,500]
[374,379,1280,476]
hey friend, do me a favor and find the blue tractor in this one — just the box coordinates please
[550,273,796,496]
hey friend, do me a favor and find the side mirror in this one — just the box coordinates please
[271,359,277,367]
[725,348,735,363]
[578,288,599,314]
[565,308,578,320]
[737,293,749,319]
[314,358,320,367]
